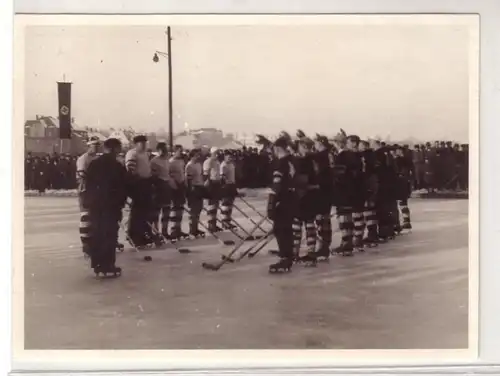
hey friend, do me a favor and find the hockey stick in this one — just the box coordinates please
[238,196,273,225]
[201,216,268,271]
[184,206,236,246]
[247,231,275,259]
[119,219,140,253]
[224,231,276,263]
[202,207,246,241]
[221,228,273,263]
[232,203,267,240]
[146,221,191,254]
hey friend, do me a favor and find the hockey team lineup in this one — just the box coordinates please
[73,128,420,278]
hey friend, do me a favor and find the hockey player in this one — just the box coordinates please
[394,146,413,231]
[149,142,174,240]
[76,136,101,257]
[84,138,128,277]
[203,147,223,233]
[312,134,335,260]
[347,135,366,253]
[169,145,189,240]
[220,150,238,230]
[185,149,205,238]
[125,135,154,247]
[359,140,379,246]
[293,136,320,264]
[372,140,397,241]
[331,132,364,256]
[268,136,296,273]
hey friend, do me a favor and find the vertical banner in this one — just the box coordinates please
[57,82,72,139]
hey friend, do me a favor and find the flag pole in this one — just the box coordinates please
[167,26,173,151]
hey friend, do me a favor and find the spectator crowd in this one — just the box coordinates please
[24,140,468,194]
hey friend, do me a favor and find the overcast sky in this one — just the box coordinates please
[24,23,472,142]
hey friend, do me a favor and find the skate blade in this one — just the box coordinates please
[269,268,292,273]
[95,272,121,279]
[303,262,317,267]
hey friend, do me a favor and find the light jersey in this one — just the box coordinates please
[76,151,99,193]
[220,160,236,185]
[150,155,171,181]
[125,149,152,178]
[185,160,204,186]
[203,158,221,181]
[169,156,186,184]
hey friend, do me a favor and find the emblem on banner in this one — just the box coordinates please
[60,105,69,116]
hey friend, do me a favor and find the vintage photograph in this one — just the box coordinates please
[18,15,477,352]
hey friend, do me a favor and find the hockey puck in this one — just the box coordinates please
[223,240,235,246]
[201,262,218,270]
[144,256,152,261]
[178,248,190,254]
[268,249,279,255]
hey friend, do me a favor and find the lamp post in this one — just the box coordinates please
[153,26,173,151]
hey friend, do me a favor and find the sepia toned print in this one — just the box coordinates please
[16,15,478,354]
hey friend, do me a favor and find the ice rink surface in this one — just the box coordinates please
[24,195,468,350]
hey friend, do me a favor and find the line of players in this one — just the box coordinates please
[75,128,413,277]
[265,129,413,273]
[76,135,242,276]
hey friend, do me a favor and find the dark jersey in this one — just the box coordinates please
[335,149,363,183]
[361,149,376,176]
[84,153,128,210]
[394,156,412,178]
[267,154,295,216]
[314,149,334,190]
[295,154,319,189]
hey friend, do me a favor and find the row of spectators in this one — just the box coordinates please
[24,141,468,193]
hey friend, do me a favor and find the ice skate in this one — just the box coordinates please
[153,234,166,247]
[161,232,174,242]
[332,243,354,257]
[402,222,412,231]
[311,246,330,262]
[116,242,125,252]
[190,230,206,239]
[363,234,379,248]
[170,230,188,241]
[208,225,223,235]
[269,258,293,273]
[297,252,318,267]
[94,265,122,279]
[222,222,237,230]
[353,238,365,253]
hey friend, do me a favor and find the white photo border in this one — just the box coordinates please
[6,0,499,374]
